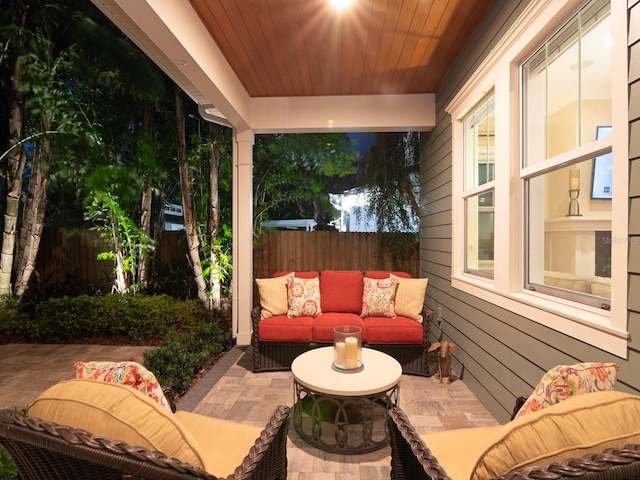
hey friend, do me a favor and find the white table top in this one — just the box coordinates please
[291,347,402,396]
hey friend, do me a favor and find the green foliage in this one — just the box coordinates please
[84,191,155,293]
[0,294,207,345]
[0,445,18,480]
[253,133,359,234]
[143,321,229,396]
[358,132,421,232]
[185,130,234,298]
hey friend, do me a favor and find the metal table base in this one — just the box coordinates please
[292,380,399,454]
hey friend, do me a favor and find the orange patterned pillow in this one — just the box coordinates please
[75,361,172,412]
[514,362,620,419]
[287,276,322,317]
[361,276,398,318]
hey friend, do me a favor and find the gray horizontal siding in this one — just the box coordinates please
[420,0,640,423]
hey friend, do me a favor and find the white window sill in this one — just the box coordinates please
[451,275,629,358]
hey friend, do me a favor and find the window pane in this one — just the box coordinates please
[466,190,494,278]
[526,157,612,303]
[523,0,611,167]
[580,1,612,145]
[464,93,495,190]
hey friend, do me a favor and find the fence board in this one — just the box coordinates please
[253,230,419,278]
[33,228,419,295]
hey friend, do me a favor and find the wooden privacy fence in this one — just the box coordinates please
[254,230,419,278]
[34,228,419,294]
[36,228,190,295]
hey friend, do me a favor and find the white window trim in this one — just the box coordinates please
[447,0,629,358]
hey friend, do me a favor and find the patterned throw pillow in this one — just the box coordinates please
[287,276,322,317]
[361,276,398,318]
[75,361,172,412]
[514,362,620,419]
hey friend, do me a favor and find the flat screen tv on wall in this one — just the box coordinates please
[591,126,612,199]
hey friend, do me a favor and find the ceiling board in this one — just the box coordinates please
[188,0,496,97]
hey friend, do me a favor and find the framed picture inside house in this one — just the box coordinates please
[591,126,612,199]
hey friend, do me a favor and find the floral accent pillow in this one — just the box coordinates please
[514,362,620,419]
[287,276,322,317]
[75,361,172,412]
[361,276,398,318]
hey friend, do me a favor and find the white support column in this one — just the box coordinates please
[232,129,255,345]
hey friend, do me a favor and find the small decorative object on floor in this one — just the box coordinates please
[428,340,461,383]
[333,325,363,371]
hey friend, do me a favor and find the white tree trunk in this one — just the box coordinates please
[1,1,27,296]
[175,86,211,310]
[208,126,222,310]
[138,184,152,289]
[14,132,50,298]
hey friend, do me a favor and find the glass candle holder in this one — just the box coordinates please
[333,325,362,370]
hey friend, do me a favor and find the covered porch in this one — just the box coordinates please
[89,0,492,346]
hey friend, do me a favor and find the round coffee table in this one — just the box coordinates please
[291,346,402,454]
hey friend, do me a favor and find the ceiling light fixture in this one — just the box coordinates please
[329,0,354,11]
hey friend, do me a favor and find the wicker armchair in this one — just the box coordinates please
[388,402,640,480]
[0,405,290,480]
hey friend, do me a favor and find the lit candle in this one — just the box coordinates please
[344,336,359,369]
[569,169,580,190]
[334,341,346,367]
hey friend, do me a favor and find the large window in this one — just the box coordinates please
[523,0,612,308]
[447,0,627,357]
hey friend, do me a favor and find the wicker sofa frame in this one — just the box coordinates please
[387,406,640,480]
[251,306,434,376]
[0,405,290,480]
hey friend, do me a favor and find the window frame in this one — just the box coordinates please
[462,92,496,278]
[446,0,629,358]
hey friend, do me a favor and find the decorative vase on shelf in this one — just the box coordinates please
[333,325,362,371]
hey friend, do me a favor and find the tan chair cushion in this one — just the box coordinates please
[421,391,640,480]
[28,379,206,469]
[174,411,263,478]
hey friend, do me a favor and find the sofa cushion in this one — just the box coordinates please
[174,411,262,478]
[364,271,412,279]
[364,316,423,344]
[361,276,397,317]
[28,379,206,469]
[589,276,611,298]
[391,274,428,323]
[421,391,640,480]
[257,314,314,342]
[74,360,172,412]
[255,274,292,318]
[287,276,322,317]
[543,271,591,293]
[311,312,366,342]
[273,270,319,278]
[514,362,619,418]
[320,270,363,314]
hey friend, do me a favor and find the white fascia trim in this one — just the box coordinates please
[249,94,436,133]
[452,275,629,358]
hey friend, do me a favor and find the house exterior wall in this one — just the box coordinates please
[420,0,640,423]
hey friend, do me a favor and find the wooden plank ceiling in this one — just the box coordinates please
[189,0,496,98]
